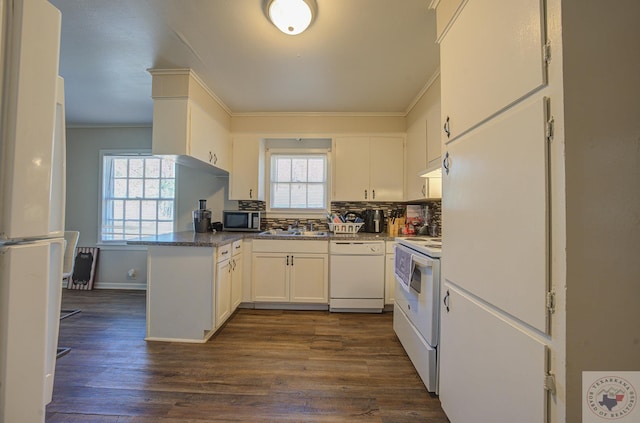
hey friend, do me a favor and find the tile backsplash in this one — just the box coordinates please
[238,200,442,235]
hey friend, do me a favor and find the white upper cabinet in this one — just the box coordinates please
[149,69,231,174]
[440,0,547,142]
[229,136,265,201]
[334,136,404,201]
[405,76,441,200]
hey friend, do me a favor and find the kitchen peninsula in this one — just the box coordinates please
[128,230,396,343]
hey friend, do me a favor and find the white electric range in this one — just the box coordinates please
[393,236,442,393]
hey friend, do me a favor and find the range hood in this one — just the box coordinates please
[419,161,442,179]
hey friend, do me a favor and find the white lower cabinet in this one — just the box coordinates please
[146,242,239,342]
[252,240,328,304]
[146,246,215,342]
[384,241,396,305]
[439,283,548,423]
[215,243,232,328]
[230,240,243,310]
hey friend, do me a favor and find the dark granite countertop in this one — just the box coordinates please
[127,231,243,247]
[127,231,398,246]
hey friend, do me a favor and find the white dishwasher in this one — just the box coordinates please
[329,240,385,312]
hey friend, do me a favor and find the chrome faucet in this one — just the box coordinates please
[309,221,314,231]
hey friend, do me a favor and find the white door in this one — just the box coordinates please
[440,0,546,141]
[439,283,548,423]
[369,137,404,201]
[289,254,328,303]
[252,253,288,302]
[215,259,232,327]
[333,137,369,200]
[231,254,243,310]
[442,97,549,332]
[230,136,262,200]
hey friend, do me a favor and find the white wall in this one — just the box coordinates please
[562,0,640,420]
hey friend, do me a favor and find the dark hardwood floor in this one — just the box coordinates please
[47,290,449,422]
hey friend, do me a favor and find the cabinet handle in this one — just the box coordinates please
[443,152,450,175]
[213,153,218,164]
[364,189,368,200]
[221,250,229,256]
[249,188,253,199]
[444,116,451,138]
[231,259,236,270]
[286,255,289,266]
[372,189,376,199]
[443,289,450,313]
[291,255,294,266]
[421,184,426,196]
[209,151,213,163]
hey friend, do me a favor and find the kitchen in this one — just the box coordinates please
[1,1,638,423]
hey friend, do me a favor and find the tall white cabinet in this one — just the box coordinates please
[437,1,640,422]
[437,0,552,421]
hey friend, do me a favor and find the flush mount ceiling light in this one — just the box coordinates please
[264,0,317,35]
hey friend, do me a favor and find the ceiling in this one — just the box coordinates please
[50,0,440,126]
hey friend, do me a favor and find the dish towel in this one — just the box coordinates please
[394,246,414,293]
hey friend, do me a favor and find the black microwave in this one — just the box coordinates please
[222,210,262,231]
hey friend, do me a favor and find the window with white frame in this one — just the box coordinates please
[270,153,327,210]
[100,152,176,241]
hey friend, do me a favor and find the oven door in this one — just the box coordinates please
[394,245,440,346]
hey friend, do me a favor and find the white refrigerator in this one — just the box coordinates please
[0,1,65,422]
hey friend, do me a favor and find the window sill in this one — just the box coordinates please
[96,243,149,251]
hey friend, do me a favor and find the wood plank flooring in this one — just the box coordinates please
[47,290,449,422]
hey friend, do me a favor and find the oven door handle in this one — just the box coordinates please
[412,256,434,269]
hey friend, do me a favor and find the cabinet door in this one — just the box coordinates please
[252,253,289,302]
[405,123,428,200]
[231,255,243,310]
[442,97,548,332]
[333,137,370,201]
[289,254,328,303]
[440,0,546,141]
[215,259,232,328]
[384,254,395,305]
[369,137,404,201]
[439,283,547,423]
[230,136,264,200]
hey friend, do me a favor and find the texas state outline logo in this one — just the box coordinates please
[584,373,638,421]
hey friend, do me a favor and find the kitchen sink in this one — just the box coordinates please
[258,229,329,237]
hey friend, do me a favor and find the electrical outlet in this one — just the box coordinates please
[127,268,138,280]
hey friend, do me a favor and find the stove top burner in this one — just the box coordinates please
[397,237,442,258]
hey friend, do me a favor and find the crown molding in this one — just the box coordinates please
[404,68,441,115]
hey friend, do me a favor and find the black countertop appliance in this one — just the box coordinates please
[364,209,385,233]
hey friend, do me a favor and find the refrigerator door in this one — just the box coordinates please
[0,0,62,241]
[0,239,64,422]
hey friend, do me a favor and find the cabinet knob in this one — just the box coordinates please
[444,116,451,138]
[443,152,450,175]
